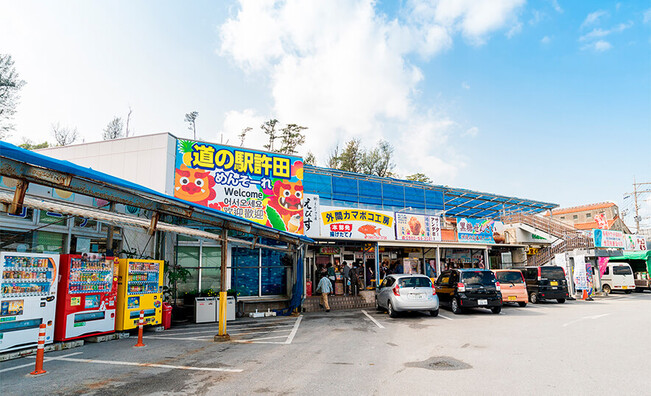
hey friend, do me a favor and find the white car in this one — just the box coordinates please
[375,274,439,318]
[601,263,636,294]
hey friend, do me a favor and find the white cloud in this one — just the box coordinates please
[219,0,524,180]
[550,0,563,14]
[506,21,523,38]
[463,126,479,137]
[579,21,633,41]
[582,40,612,52]
[644,8,651,24]
[529,9,544,25]
[581,10,608,29]
[461,81,470,90]
[541,36,551,44]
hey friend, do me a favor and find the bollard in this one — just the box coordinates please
[134,310,145,348]
[30,324,47,375]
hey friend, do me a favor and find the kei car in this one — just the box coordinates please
[493,269,528,307]
[375,274,439,318]
[435,269,503,314]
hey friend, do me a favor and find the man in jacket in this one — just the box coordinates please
[316,275,333,312]
[342,261,351,295]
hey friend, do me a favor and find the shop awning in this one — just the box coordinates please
[377,241,490,249]
[0,141,311,247]
[610,250,650,262]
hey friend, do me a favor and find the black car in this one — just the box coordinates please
[520,266,569,304]
[435,269,503,314]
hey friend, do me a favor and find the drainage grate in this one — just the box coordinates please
[405,356,472,371]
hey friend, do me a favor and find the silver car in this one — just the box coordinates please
[375,274,439,318]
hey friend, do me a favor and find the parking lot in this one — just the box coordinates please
[2,293,651,395]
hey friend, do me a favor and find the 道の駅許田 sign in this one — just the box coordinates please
[174,139,304,234]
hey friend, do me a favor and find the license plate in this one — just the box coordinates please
[552,287,557,290]
[622,286,628,290]
[409,293,424,300]
[508,296,516,301]
[478,299,488,306]
[550,281,558,286]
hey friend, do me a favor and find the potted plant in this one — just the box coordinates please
[163,261,191,305]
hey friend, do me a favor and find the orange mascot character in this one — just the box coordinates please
[268,181,303,233]
[174,164,216,207]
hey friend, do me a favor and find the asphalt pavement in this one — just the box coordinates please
[2,292,650,395]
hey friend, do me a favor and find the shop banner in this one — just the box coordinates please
[457,218,495,244]
[394,213,441,241]
[174,139,304,234]
[624,234,647,251]
[319,206,395,240]
[573,254,588,290]
[598,257,609,276]
[592,229,624,249]
[303,194,320,238]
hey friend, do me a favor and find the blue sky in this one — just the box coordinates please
[1,0,650,229]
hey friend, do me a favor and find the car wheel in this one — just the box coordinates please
[517,301,527,307]
[451,298,461,314]
[388,301,398,318]
[602,284,611,294]
[557,298,565,304]
[529,292,538,304]
[491,306,501,314]
[625,290,632,294]
[430,308,439,317]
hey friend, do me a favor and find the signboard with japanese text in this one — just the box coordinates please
[174,139,304,234]
[573,254,588,290]
[456,218,495,244]
[592,229,624,249]
[303,194,320,238]
[394,213,441,242]
[624,234,647,251]
[319,206,395,240]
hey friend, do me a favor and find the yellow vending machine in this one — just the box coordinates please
[115,259,164,331]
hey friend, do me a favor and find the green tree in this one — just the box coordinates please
[261,119,279,151]
[329,138,396,177]
[326,145,340,169]
[304,151,316,165]
[184,111,198,139]
[339,139,363,173]
[0,54,26,139]
[278,124,307,155]
[406,173,433,184]
[19,138,49,150]
[103,117,124,140]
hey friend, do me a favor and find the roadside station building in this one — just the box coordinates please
[25,133,558,308]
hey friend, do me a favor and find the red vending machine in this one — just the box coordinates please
[54,254,118,341]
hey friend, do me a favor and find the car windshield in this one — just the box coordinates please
[461,271,496,285]
[541,267,565,280]
[495,271,523,284]
[399,277,432,288]
[613,265,632,275]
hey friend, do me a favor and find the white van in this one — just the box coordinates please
[601,263,636,294]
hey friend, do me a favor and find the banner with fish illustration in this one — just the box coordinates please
[394,213,441,242]
[319,206,395,240]
[457,218,495,244]
[174,139,304,234]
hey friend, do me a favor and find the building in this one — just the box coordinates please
[544,202,631,233]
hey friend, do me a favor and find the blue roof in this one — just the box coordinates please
[0,141,312,243]
[304,165,557,218]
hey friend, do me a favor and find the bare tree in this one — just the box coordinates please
[184,111,198,139]
[261,119,279,151]
[0,54,26,139]
[278,124,307,155]
[326,144,340,169]
[239,127,252,146]
[125,106,133,137]
[103,117,124,140]
[51,123,79,146]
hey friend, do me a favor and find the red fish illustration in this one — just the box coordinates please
[358,224,382,237]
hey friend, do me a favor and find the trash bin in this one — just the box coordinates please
[162,302,172,330]
[216,296,236,321]
[195,297,216,323]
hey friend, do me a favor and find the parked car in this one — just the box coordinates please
[493,269,528,307]
[435,269,502,314]
[520,266,569,304]
[600,262,635,294]
[375,274,439,318]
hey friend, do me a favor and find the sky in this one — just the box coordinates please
[1,0,650,230]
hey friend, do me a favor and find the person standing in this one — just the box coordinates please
[350,263,359,296]
[316,275,333,312]
[342,261,351,295]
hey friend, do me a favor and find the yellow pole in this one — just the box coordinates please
[218,291,227,336]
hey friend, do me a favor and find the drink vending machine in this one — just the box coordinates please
[54,254,118,341]
[115,259,164,331]
[0,252,59,352]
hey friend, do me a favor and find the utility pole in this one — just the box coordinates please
[626,177,651,234]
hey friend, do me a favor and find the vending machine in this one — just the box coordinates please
[0,252,59,352]
[115,259,164,331]
[54,254,118,342]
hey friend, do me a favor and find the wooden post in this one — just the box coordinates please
[9,180,28,215]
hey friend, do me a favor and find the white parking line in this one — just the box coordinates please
[0,352,83,373]
[32,356,243,373]
[438,314,454,321]
[361,310,385,329]
[562,313,610,327]
[285,315,303,344]
[153,325,295,337]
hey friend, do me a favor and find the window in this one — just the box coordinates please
[460,271,496,285]
[573,215,578,220]
[541,267,565,280]
[200,247,221,293]
[399,277,431,288]
[231,247,293,297]
[560,216,565,220]
[613,265,632,276]
[495,271,524,284]
[586,213,591,218]
[604,266,609,275]
[176,246,200,294]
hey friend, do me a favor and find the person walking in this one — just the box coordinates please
[350,263,360,296]
[316,274,333,312]
[342,261,351,295]
[326,263,336,294]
